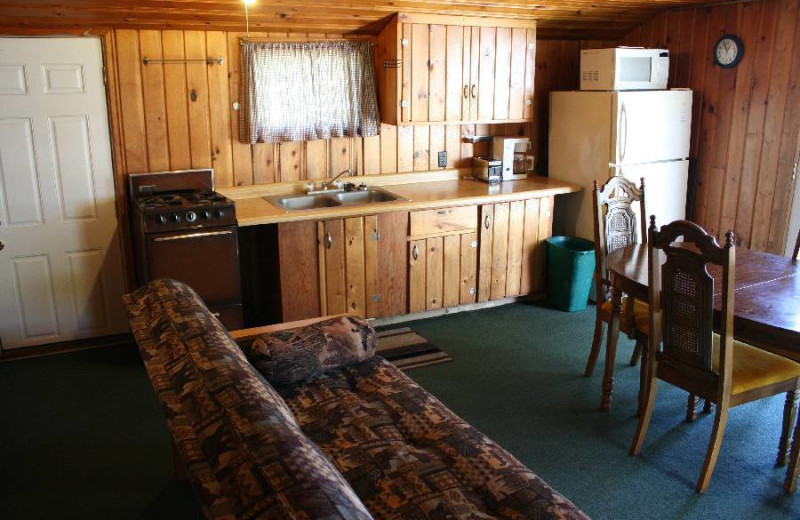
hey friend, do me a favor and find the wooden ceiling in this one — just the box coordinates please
[0,0,734,39]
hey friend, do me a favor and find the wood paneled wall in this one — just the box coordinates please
[621,0,800,253]
[112,28,533,193]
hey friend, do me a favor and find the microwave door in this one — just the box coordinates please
[611,90,693,166]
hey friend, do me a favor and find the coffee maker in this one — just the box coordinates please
[492,137,534,181]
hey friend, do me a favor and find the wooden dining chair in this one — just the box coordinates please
[584,176,649,378]
[631,218,800,493]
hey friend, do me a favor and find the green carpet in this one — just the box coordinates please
[1,302,798,519]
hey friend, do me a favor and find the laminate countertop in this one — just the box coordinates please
[219,169,582,227]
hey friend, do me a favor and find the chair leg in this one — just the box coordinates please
[778,391,799,467]
[703,400,713,414]
[696,403,730,493]
[631,367,658,455]
[629,340,643,366]
[784,405,800,493]
[585,317,605,377]
[686,394,699,422]
[601,287,623,412]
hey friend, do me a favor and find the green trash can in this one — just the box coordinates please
[546,236,595,312]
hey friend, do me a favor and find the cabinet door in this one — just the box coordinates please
[428,24,446,122]
[319,219,348,315]
[278,221,321,322]
[459,26,471,121]
[410,23,429,122]
[446,24,464,122]
[409,239,427,313]
[490,202,510,300]
[476,197,554,302]
[508,28,528,121]
[320,213,408,319]
[477,26,496,121]
[523,27,537,120]
[493,27,512,121]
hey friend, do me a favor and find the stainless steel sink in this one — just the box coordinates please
[266,187,407,211]
[332,187,407,205]
[266,194,342,211]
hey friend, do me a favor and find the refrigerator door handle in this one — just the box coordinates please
[620,102,628,163]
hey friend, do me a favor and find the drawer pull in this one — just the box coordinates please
[412,244,419,260]
[325,232,333,249]
[484,214,491,229]
[436,209,452,215]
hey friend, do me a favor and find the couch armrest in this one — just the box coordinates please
[229,314,357,343]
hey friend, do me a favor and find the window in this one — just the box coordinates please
[239,40,380,143]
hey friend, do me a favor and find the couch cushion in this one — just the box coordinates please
[240,315,376,385]
[124,279,374,520]
[276,356,589,520]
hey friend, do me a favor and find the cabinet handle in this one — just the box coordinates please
[463,84,469,99]
[412,244,419,260]
[325,232,333,249]
[471,84,477,99]
[436,209,452,215]
[484,214,491,229]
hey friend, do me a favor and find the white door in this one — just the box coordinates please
[619,160,689,229]
[611,90,692,166]
[0,37,127,351]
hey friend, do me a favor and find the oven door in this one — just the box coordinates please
[145,226,241,308]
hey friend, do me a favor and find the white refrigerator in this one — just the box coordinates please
[548,89,693,240]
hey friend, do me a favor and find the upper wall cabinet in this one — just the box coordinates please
[376,14,537,125]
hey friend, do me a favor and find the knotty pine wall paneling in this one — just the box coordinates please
[621,0,800,254]
[113,28,521,192]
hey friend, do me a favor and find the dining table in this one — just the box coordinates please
[600,243,800,412]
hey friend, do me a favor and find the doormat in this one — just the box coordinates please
[376,327,452,371]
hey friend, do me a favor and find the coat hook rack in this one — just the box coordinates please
[142,56,224,66]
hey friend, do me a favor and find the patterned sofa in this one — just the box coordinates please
[125,279,589,520]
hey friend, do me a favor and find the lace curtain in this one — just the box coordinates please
[239,40,380,143]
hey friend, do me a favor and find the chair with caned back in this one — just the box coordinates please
[631,218,800,493]
[585,176,649,380]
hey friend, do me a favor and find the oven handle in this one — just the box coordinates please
[152,230,233,242]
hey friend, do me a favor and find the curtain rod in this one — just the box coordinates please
[239,37,373,46]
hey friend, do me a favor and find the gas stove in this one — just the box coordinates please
[130,171,237,233]
[128,169,242,329]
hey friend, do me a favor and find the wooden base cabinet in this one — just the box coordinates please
[478,197,553,302]
[317,213,408,319]
[408,206,479,313]
[376,13,536,125]
[277,213,407,322]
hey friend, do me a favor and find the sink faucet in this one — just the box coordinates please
[321,169,352,191]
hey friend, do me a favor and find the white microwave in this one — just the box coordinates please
[580,48,669,91]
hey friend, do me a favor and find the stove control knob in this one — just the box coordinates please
[171,213,181,223]
[157,214,167,225]
[201,210,211,220]
[185,211,197,223]
[215,209,225,219]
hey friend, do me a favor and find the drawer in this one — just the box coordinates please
[409,205,478,238]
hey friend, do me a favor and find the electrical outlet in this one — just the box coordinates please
[438,151,447,168]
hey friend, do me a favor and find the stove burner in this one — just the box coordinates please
[188,191,226,204]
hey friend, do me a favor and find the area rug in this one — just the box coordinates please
[376,327,452,370]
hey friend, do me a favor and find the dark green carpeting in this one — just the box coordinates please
[2,302,799,519]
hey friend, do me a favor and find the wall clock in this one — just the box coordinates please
[714,34,744,68]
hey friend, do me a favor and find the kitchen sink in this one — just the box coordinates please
[332,188,406,205]
[267,194,342,211]
[266,187,407,211]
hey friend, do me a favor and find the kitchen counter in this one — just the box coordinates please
[219,169,581,226]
